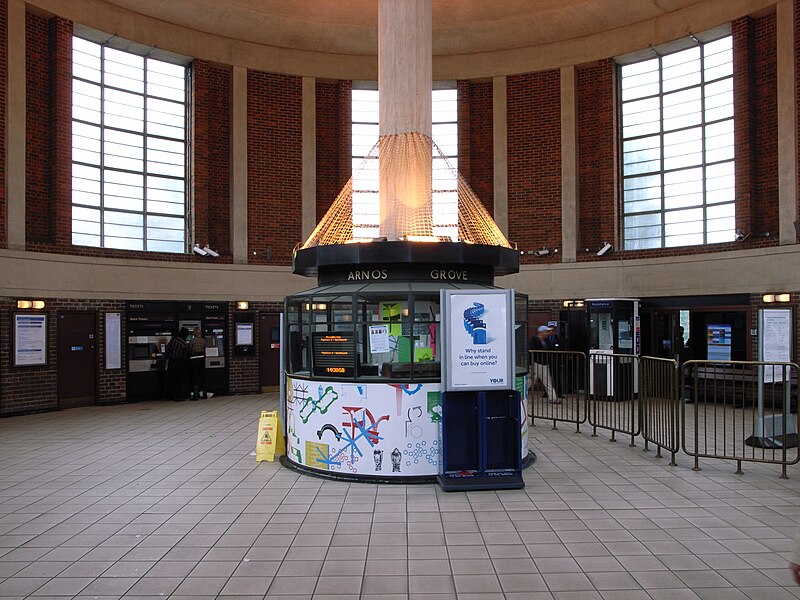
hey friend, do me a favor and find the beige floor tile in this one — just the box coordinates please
[0,394,797,600]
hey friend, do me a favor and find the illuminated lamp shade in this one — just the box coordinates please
[236,301,250,310]
[32,300,46,310]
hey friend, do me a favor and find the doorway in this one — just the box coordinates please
[259,313,281,391]
[58,311,97,409]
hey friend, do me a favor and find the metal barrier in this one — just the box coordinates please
[682,360,800,479]
[524,351,799,479]
[588,353,640,446]
[528,350,588,432]
[640,356,679,465]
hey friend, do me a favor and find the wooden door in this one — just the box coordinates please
[58,312,97,409]
[259,313,281,391]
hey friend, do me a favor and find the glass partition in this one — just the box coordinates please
[286,290,449,382]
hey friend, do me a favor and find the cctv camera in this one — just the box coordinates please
[534,248,550,257]
[192,244,208,256]
[203,246,220,257]
[734,230,746,242]
[596,242,613,256]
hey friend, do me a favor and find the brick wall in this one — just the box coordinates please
[247,70,302,265]
[0,0,6,248]
[0,298,127,416]
[316,80,351,223]
[751,14,778,243]
[507,71,562,258]
[193,60,232,255]
[733,17,756,242]
[24,14,70,249]
[227,301,283,395]
[577,60,616,259]
[26,12,52,245]
[458,80,494,216]
[0,297,289,415]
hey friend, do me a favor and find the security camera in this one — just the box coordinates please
[203,246,220,257]
[734,229,746,242]
[192,244,208,256]
[597,242,613,256]
[534,248,550,257]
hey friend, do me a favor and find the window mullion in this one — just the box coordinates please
[659,55,666,248]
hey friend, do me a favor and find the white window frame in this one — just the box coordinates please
[351,81,459,241]
[618,25,735,250]
[71,29,191,253]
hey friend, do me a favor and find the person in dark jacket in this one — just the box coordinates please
[187,326,209,400]
[165,327,190,401]
[529,325,561,403]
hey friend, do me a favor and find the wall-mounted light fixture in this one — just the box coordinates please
[763,293,791,303]
[236,301,250,310]
[563,300,585,308]
[16,300,46,310]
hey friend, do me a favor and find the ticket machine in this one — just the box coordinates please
[126,304,176,401]
[587,298,640,399]
[203,310,227,393]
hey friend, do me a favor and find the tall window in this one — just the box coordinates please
[619,32,734,249]
[72,36,188,252]
[351,83,458,241]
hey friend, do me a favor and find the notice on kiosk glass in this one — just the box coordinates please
[447,292,510,388]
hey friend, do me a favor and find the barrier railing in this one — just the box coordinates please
[528,350,588,432]
[588,353,640,446]
[681,360,800,479]
[639,356,679,465]
[525,350,798,478]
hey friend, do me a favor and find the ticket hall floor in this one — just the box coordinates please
[0,393,798,599]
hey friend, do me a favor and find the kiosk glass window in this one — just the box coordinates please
[72,34,189,253]
[514,293,529,371]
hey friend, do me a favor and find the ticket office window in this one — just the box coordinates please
[286,293,443,381]
[356,295,441,381]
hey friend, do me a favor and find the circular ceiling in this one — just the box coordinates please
[102,0,707,56]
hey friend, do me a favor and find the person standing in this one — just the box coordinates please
[188,326,209,400]
[165,327,190,401]
[529,325,561,404]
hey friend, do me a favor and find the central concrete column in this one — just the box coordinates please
[378,0,432,240]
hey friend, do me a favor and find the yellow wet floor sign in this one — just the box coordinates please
[256,410,285,462]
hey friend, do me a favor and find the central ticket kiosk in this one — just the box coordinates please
[283,241,530,484]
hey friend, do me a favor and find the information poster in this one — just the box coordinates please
[236,322,253,346]
[443,289,514,391]
[14,314,47,366]
[760,308,791,383]
[706,324,732,361]
[368,325,390,353]
[104,312,121,370]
